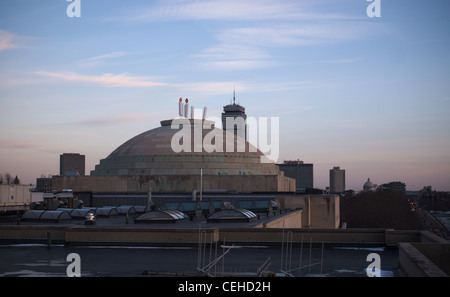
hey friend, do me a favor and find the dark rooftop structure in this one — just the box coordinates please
[135,210,188,224]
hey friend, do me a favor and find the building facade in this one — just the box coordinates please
[36,177,52,192]
[277,160,313,192]
[330,166,345,194]
[54,99,296,194]
[60,153,85,176]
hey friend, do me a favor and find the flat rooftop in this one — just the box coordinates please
[0,242,400,277]
[1,208,299,229]
[1,209,448,277]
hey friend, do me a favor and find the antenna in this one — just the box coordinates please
[233,85,236,105]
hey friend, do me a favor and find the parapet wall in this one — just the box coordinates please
[398,242,449,277]
[255,210,302,228]
[1,225,448,276]
[0,226,438,246]
[52,174,296,193]
[276,194,340,229]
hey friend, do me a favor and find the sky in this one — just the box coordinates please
[0,0,449,191]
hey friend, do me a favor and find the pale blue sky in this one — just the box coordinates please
[1,0,449,190]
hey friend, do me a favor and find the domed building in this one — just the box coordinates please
[50,99,342,230]
[53,101,295,194]
[363,178,377,192]
[91,119,276,177]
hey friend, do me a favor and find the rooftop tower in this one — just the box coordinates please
[221,89,247,140]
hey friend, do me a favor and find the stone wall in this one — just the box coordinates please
[92,155,281,176]
[275,194,340,229]
[398,242,449,277]
[52,174,296,194]
[255,210,303,228]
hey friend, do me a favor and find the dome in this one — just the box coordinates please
[363,178,377,191]
[91,119,278,177]
[107,119,262,158]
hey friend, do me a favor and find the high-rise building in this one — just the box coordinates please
[221,90,247,140]
[60,153,85,176]
[330,166,345,193]
[277,160,313,192]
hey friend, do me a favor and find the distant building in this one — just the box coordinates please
[418,186,450,212]
[363,178,377,192]
[277,160,313,192]
[60,153,85,176]
[380,181,406,193]
[36,177,52,192]
[330,166,345,194]
[221,90,247,140]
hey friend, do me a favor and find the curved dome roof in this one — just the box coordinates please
[108,119,263,158]
[91,119,276,177]
[363,178,376,190]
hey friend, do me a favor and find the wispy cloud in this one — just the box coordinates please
[281,106,317,114]
[0,138,39,150]
[77,51,131,66]
[195,44,274,70]
[195,23,371,70]
[36,71,168,88]
[313,57,364,64]
[109,1,384,71]
[217,23,379,48]
[0,30,19,53]
[75,113,151,127]
[202,60,275,70]
[123,0,358,22]
[176,79,327,96]
[177,81,244,96]
[194,21,382,70]
[127,0,305,22]
[6,70,313,97]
